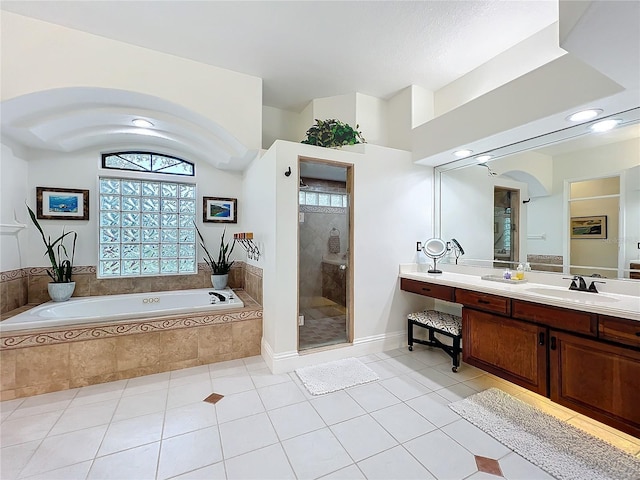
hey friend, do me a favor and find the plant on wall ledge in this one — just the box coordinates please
[301,119,366,148]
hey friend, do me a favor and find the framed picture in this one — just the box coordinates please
[570,215,607,239]
[36,187,89,220]
[203,197,237,223]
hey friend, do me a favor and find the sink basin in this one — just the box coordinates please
[526,287,619,303]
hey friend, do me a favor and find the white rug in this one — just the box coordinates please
[449,388,640,480]
[295,357,379,395]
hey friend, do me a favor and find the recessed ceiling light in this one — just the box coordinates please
[567,109,602,122]
[453,149,473,158]
[132,118,154,128]
[590,119,620,133]
[475,155,492,163]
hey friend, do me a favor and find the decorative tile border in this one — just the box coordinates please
[1,305,262,351]
[0,268,28,282]
[1,262,247,283]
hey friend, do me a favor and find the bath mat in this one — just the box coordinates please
[449,388,640,480]
[295,357,379,395]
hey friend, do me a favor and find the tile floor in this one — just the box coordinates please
[299,298,348,350]
[1,346,639,480]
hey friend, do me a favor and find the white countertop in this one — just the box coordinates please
[400,269,640,322]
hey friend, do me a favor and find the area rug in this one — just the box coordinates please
[295,357,379,395]
[449,388,640,480]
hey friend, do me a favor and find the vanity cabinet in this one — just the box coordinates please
[549,330,640,434]
[462,308,547,395]
[400,278,455,302]
[400,278,640,437]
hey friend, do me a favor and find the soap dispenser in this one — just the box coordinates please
[516,263,524,280]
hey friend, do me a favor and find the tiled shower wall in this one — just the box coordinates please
[0,262,263,314]
[299,209,348,300]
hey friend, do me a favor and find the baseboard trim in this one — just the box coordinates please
[261,330,405,374]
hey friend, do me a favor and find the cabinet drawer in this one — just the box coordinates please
[400,278,455,302]
[599,316,640,348]
[512,300,596,336]
[455,289,510,315]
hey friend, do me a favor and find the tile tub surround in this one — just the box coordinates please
[0,262,262,314]
[0,291,262,400]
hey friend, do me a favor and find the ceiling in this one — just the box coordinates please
[1,0,558,112]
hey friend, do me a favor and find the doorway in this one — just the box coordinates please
[493,187,520,266]
[297,158,353,351]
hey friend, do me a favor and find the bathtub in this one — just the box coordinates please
[0,287,244,333]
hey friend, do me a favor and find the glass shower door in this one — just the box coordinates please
[298,160,351,351]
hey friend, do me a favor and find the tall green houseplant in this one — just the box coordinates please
[27,205,77,283]
[195,224,236,274]
[301,119,365,148]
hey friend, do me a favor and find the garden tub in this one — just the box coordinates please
[0,287,244,333]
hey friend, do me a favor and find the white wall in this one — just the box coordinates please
[435,24,565,116]
[241,149,276,346]
[355,93,388,147]
[312,94,357,128]
[262,106,300,148]
[250,141,432,371]
[0,143,29,271]
[1,12,263,151]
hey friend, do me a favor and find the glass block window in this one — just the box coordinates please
[99,177,196,277]
[299,191,347,207]
[102,152,194,176]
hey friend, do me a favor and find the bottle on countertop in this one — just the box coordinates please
[515,263,524,280]
[503,269,512,280]
[524,262,532,273]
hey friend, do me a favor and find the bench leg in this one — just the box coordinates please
[452,335,461,372]
[408,319,414,351]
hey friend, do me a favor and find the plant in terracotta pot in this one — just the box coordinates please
[301,118,365,148]
[195,223,235,289]
[27,205,78,302]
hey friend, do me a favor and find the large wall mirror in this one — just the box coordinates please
[436,107,640,281]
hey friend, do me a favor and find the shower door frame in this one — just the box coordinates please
[297,156,354,351]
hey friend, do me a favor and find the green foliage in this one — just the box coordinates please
[194,223,236,274]
[301,119,365,148]
[27,205,77,283]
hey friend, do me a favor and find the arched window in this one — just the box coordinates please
[102,151,194,176]
[99,152,196,278]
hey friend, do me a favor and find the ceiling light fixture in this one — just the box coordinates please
[590,118,621,133]
[453,149,473,158]
[567,109,602,122]
[475,155,492,163]
[132,118,154,128]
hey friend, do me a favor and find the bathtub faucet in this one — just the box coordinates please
[209,291,227,303]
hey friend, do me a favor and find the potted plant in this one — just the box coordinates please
[27,205,78,302]
[195,223,235,289]
[301,118,365,148]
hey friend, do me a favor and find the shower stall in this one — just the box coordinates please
[297,159,352,351]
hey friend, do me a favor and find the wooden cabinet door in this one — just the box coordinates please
[549,331,640,438]
[462,309,547,395]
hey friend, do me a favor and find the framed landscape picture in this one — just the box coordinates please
[203,197,237,223]
[36,187,89,220]
[570,215,607,239]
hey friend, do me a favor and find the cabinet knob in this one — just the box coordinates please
[478,299,490,305]
[550,336,557,350]
[635,332,640,337]
[538,332,545,346]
